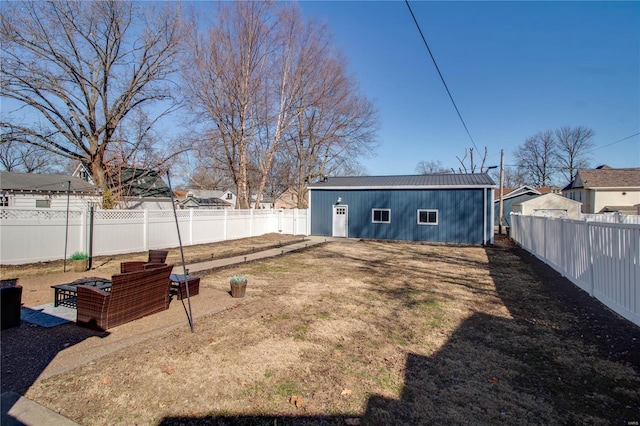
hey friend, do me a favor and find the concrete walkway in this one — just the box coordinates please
[1,235,340,426]
[172,235,337,275]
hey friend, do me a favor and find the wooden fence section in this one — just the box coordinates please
[510,214,640,327]
[0,208,308,265]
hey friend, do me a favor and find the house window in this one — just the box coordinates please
[226,192,232,199]
[418,209,438,225]
[36,199,51,208]
[372,208,390,223]
[0,195,9,207]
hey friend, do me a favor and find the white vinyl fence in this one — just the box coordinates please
[0,208,308,265]
[580,212,640,224]
[510,213,640,327]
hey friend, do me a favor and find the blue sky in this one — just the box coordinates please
[297,1,640,178]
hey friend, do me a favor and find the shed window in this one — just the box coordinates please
[418,209,438,225]
[372,209,390,223]
[36,199,51,208]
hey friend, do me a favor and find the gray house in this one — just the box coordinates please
[308,173,496,245]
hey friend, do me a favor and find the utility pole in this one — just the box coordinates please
[498,149,505,235]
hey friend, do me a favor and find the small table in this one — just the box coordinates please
[170,274,200,300]
[51,277,112,308]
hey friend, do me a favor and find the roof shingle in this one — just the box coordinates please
[574,168,640,189]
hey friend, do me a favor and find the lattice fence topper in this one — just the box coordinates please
[227,210,254,217]
[94,210,145,220]
[148,210,184,219]
[192,209,226,218]
[0,208,82,220]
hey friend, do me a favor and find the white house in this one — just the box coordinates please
[563,166,640,214]
[0,171,100,209]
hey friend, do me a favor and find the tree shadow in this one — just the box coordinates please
[1,319,107,421]
[158,237,640,424]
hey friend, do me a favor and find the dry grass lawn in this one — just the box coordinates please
[5,237,640,425]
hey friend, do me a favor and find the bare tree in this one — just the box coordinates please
[515,130,557,186]
[415,160,448,174]
[489,166,526,189]
[455,147,489,173]
[0,1,183,190]
[555,126,594,185]
[0,140,67,173]
[282,40,378,208]
[183,1,274,208]
[183,1,378,209]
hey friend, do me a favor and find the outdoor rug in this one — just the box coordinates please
[21,304,76,328]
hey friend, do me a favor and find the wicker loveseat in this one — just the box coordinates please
[120,250,169,273]
[76,264,173,331]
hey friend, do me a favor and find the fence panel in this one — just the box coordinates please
[0,208,309,265]
[191,210,227,245]
[581,213,640,224]
[510,213,639,327]
[0,209,85,264]
[92,210,146,256]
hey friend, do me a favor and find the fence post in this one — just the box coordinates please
[143,209,149,251]
[189,208,194,246]
[223,209,228,241]
[587,221,594,296]
[250,209,254,237]
[80,207,87,254]
[293,208,297,235]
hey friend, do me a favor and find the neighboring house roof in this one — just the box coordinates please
[73,162,172,198]
[563,168,640,190]
[186,189,226,199]
[309,173,495,189]
[493,186,556,200]
[0,171,99,195]
[110,168,172,198]
[494,185,540,200]
[178,196,231,209]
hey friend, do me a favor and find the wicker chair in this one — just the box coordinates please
[76,264,172,331]
[120,250,169,273]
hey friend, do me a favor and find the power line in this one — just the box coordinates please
[585,132,639,155]
[404,0,479,153]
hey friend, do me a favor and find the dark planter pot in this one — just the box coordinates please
[230,281,247,298]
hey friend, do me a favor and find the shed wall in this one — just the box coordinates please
[310,188,490,244]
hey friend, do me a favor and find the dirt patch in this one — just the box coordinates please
[7,237,640,424]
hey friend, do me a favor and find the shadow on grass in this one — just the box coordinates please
[1,320,107,422]
[159,238,640,425]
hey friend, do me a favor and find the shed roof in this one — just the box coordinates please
[0,171,99,194]
[309,173,495,189]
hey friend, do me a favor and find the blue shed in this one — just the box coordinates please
[308,173,496,245]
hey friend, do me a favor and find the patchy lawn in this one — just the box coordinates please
[14,238,640,424]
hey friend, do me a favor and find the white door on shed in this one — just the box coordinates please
[332,205,348,237]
